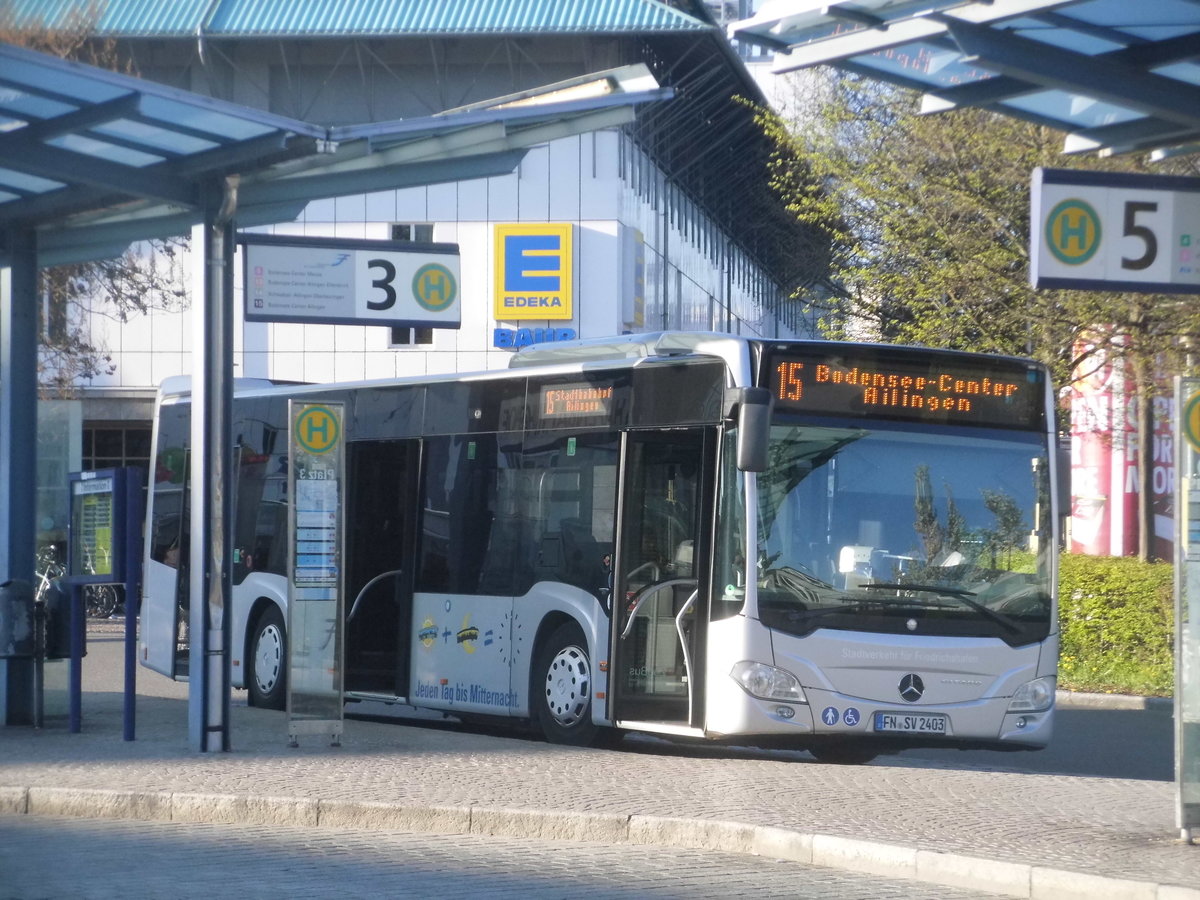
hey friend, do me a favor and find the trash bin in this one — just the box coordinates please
[0,579,34,658]
[41,581,73,661]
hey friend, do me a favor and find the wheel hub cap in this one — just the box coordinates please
[255,625,282,692]
[545,645,590,727]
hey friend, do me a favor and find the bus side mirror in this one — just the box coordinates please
[730,387,772,473]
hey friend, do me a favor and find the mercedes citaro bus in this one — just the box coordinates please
[140,332,1058,763]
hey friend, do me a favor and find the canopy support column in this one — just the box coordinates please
[1,227,38,725]
[188,180,237,752]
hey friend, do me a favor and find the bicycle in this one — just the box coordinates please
[34,544,65,606]
[85,582,121,619]
[40,544,122,619]
[79,546,121,619]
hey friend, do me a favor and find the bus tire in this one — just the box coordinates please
[533,621,597,746]
[248,604,287,710]
[808,742,878,765]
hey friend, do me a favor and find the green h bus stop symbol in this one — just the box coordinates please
[413,263,457,311]
[1045,199,1101,265]
[295,406,340,454]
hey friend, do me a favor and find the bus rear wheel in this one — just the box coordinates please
[248,604,286,710]
[534,622,597,746]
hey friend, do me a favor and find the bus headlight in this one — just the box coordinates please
[1007,676,1055,713]
[730,661,807,703]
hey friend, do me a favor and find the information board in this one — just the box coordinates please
[287,400,345,746]
[1177,377,1200,842]
[1032,168,1200,295]
[243,234,460,329]
[66,469,136,584]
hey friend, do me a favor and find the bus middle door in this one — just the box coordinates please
[343,439,420,698]
[611,428,715,731]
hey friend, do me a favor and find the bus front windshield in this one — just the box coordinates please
[752,421,1053,646]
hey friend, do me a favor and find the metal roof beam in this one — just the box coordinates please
[921,30,1200,113]
[945,18,1200,130]
[0,136,199,210]
[1062,118,1200,155]
[765,0,1091,73]
[239,150,528,208]
[6,95,141,142]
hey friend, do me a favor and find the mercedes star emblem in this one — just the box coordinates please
[899,673,924,702]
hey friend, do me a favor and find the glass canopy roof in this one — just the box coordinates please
[0,44,669,266]
[729,0,1200,156]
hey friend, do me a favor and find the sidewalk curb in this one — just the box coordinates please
[1056,691,1172,712]
[3,785,1197,900]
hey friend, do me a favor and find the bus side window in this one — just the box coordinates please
[418,435,501,595]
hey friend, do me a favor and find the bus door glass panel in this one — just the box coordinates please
[143,412,189,679]
[231,398,287,582]
[344,440,419,697]
[412,434,517,716]
[519,431,619,602]
[613,429,712,725]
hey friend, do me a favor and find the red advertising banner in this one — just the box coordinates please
[1069,333,1174,558]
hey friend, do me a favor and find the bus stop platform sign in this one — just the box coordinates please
[286,400,346,747]
[1032,168,1200,296]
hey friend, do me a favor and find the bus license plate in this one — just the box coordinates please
[874,712,947,734]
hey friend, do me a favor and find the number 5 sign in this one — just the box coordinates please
[242,234,461,328]
[1031,167,1200,294]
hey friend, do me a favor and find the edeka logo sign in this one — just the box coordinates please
[494,223,573,321]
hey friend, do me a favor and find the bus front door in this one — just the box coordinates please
[611,429,714,730]
[344,439,420,698]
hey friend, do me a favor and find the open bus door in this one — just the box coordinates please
[343,439,420,698]
[610,428,716,731]
[141,448,190,679]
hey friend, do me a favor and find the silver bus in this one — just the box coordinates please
[139,332,1058,763]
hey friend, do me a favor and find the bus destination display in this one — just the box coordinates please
[540,382,614,419]
[768,352,1042,428]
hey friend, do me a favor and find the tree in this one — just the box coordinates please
[751,75,1200,561]
[1,4,190,395]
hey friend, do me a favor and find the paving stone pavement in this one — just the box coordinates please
[0,815,1001,900]
[0,624,1198,899]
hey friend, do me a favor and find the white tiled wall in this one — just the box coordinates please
[84,129,802,393]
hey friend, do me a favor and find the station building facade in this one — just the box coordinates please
[22,1,823,542]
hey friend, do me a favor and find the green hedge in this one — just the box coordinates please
[1057,554,1175,696]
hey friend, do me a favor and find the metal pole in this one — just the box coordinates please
[123,471,144,741]
[69,582,82,733]
[188,177,238,752]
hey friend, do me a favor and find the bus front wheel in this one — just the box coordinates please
[248,604,287,710]
[534,622,597,746]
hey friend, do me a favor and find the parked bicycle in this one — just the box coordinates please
[34,544,64,606]
[35,542,123,619]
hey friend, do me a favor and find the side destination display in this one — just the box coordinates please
[766,349,1044,429]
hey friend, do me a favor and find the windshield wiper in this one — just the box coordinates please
[861,583,1022,634]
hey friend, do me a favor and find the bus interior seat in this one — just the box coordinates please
[557,517,605,591]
